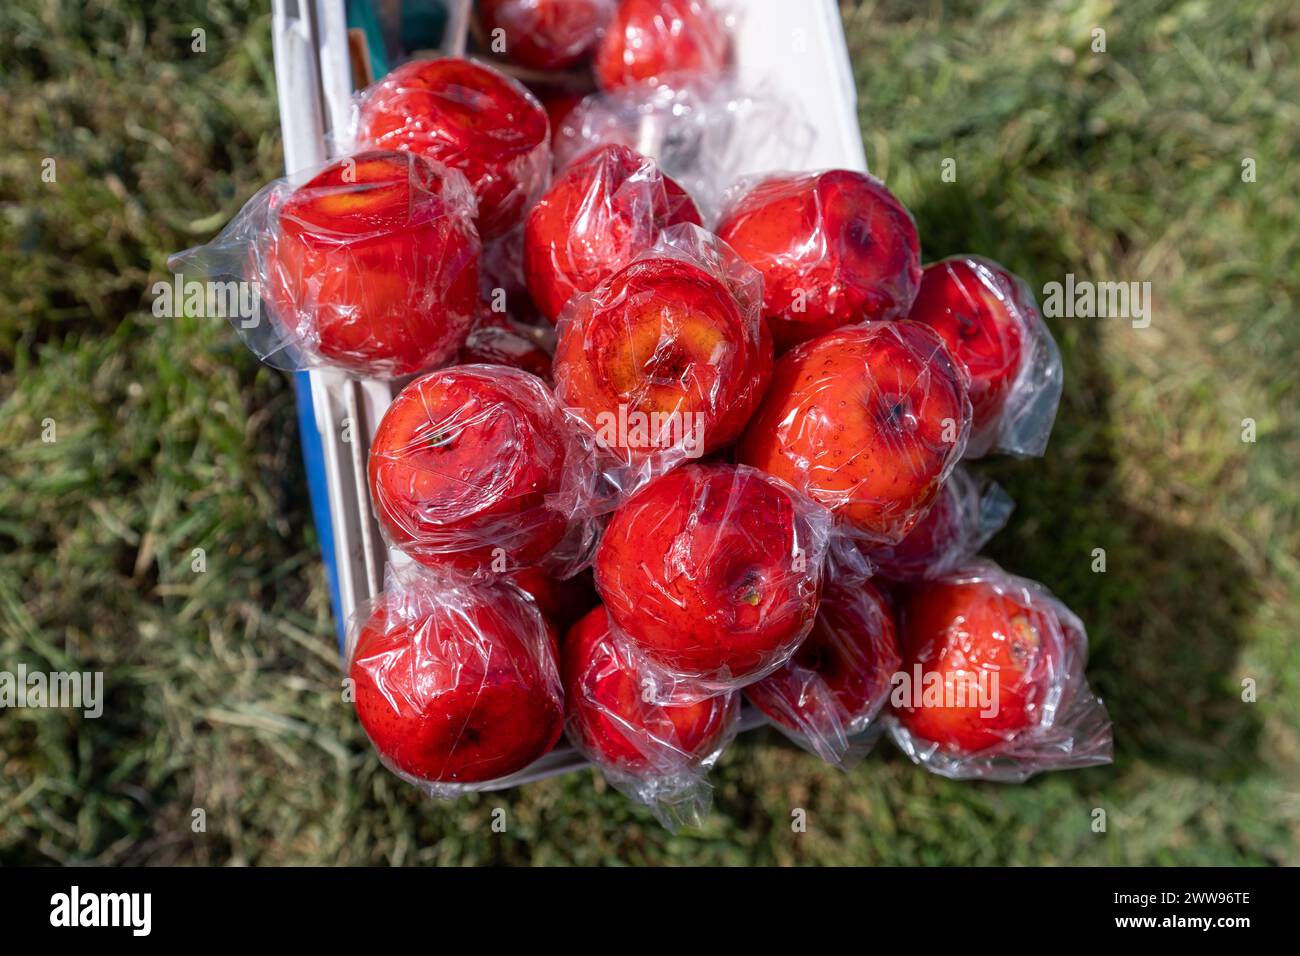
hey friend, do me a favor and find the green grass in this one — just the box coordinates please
[2,0,1297,865]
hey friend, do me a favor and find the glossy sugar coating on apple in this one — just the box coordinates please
[888,560,1112,780]
[746,577,900,766]
[907,256,1052,457]
[358,57,551,239]
[737,321,971,546]
[349,574,564,786]
[261,149,479,377]
[368,364,595,577]
[525,143,701,322]
[716,170,922,353]
[869,465,1013,582]
[595,463,831,686]
[563,605,735,774]
[479,0,615,72]
[595,0,730,93]
[554,224,772,474]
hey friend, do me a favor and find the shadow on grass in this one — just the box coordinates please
[900,180,1264,782]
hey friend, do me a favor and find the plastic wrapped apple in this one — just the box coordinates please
[368,364,597,578]
[348,566,564,792]
[554,224,771,484]
[888,560,1113,781]
[524,143,701,323]
[906,256,1063,458]
[595,462,831,690]
[737,321,971,546]
[595,0,731,93]
[563,604,737,827]
[169,149,480,378]
[479,0,615,71]
[716,169,921,353]
[357,57,550,239]
[746,576,900,769]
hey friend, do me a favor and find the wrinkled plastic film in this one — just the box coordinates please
[554,81,815,221]
[460,310,557,381]
[886,559,1113,782]
[717,169,921,352]
[594,463,833,694]
[907,256,1062,458]
[738,321,972,548]
[368,364,601,579]
[168,150,481,378]
[346,561,565,797]
[525,142,703,323]
[356,57,552,240]
[554,222,771,495]
[869,465,1014,582]
[747,576,900,769]
[563,605,739,829]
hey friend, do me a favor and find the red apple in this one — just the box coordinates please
[594,463,829,684]
[563,604,733,771]
[554,234,771,470]
[479,0,615,71]
[262,149,479,377]
[349,575,563,784]
[357,57,550,239]
[368,364,590,575]
[893,570,1064,754]
[716,169,922,353]
[594,0,730,93]
[524,143,701,322]
[907,256,1037,456]
[746,578,899,759]
[737,321,971,545]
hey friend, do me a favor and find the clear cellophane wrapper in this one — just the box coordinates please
[738,320,972,548]
[346,560,565,797]
[553,222,772,498]
[594,463,833,698]
[355,57,552,240]
[167,149,480,378]
[865,465,1014,582]
[554,80,814,221]
[368,364,602,580]
[886,559,1113,782]
[746,573,901,770]
[909,256,1063,458]
[563,605,739,829]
